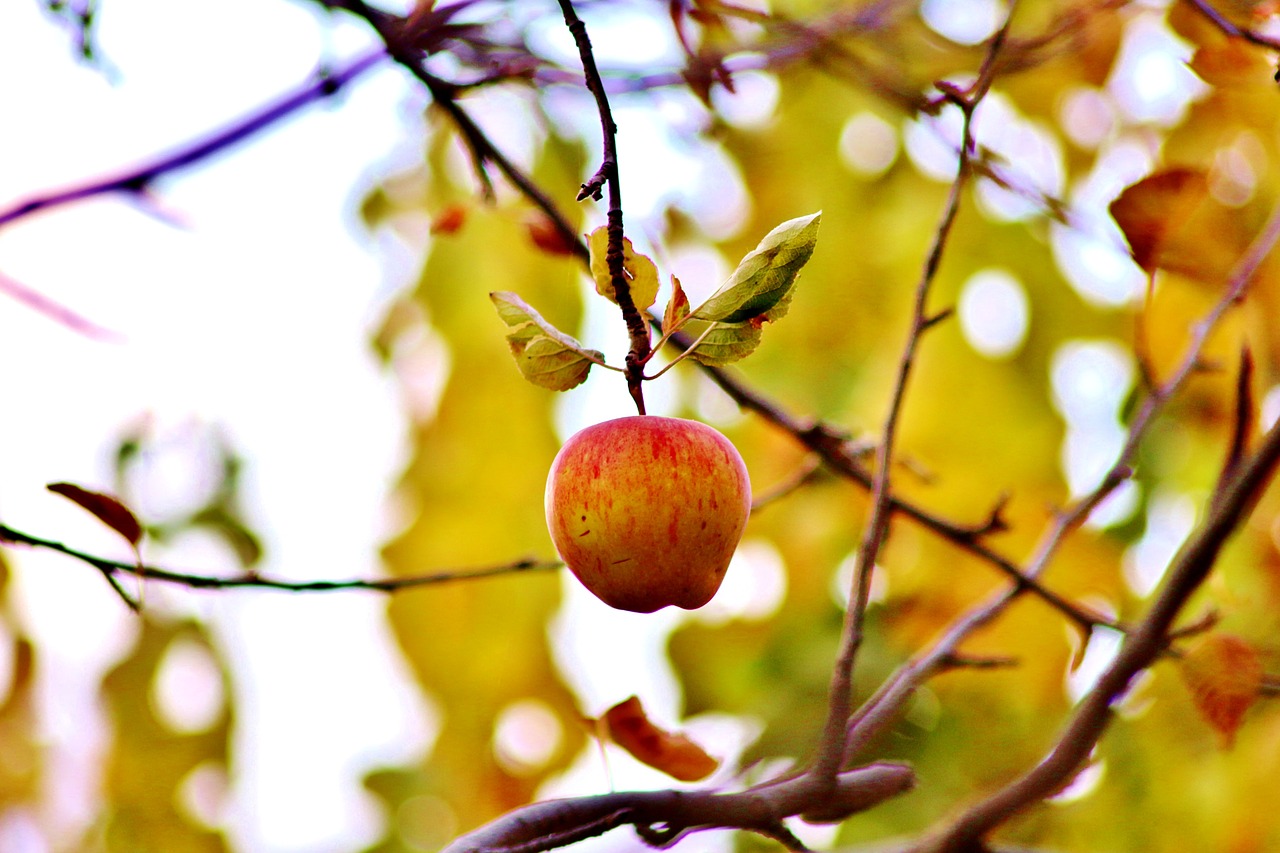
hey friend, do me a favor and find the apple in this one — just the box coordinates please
[545,415,752,613]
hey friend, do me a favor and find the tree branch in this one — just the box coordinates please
[440,762,914,853]
[0,46,387,231]
[0,523,559,595]
[917,413,1280,852]
[840,188,1280,770]
[556,0,651,415]
[817,8,1023,788]
[315,0,589,266]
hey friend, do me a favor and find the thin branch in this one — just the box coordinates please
[919,414,1280,852]
[1181,0,1280,51]
[843,188,1280,770]
[0,523,559,595]
[0,269,121,340]
[556,0,651,415]
[0,46,387,231]
[812,8,1018,783]
[318,0,589,266]
[750,456,827,512]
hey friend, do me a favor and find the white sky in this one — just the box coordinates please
[0,2,434,850]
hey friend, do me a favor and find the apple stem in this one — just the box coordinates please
[558,0,651,416]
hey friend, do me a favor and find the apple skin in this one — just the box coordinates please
[545,416,752,613]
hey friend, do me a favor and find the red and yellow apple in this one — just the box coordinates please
[545,416,752,613]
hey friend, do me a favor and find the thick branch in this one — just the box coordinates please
[441,762,914,853]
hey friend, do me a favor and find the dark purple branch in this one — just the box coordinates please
[1182,0,1280,51]
[0,46,387,230]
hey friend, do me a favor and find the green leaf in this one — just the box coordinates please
[490,291,606,391]
[685,320,763,366]
[691,211,821,324]
[587,227,660,310]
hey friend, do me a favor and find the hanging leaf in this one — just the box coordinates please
[47,482,143,547]
[691,211,821,325]
[587,227,660,310]
[1109,170,1246,283]
[1178,632,1263,748]
[490,291,607,391]
[663,275,691,334]
[601,695,719,782]
[685,320,763,366]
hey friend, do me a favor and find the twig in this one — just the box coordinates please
[843,188,1280,771]
[0,46,387,230]
[1181,0,1280,51]
[317,0,589,266]
[812,8,1018,783]
[556,0,651,415]
[918,415,1280,852]
[0,523,559,595]
[750,456,827,512]
[0,269,121,339]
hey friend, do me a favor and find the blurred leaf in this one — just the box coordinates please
[1188,40,1276,89]
[525,212,578,257]
[100,619,231,852]
[1109,169,1207,275]
[598,695,719,782]
[490,291,607,390]
[430,203,468,235]
[47,481,143,546]
[1178,632,1263,748]
[690,211,821,325]
[189,507,263,568]
[1109,169,1248,283]
[379,143,590,834]
[587,226,660,310]
[0,636,40,806]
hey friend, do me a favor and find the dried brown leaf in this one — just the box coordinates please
[1179,632,1263,748]
[602,696,719,782]
[47,482,143,547]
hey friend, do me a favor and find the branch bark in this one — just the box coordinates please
[440,762,915,853]
[916,414,1280,852]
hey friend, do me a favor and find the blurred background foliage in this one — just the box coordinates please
[5,0,1280,851]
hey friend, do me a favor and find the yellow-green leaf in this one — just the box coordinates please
[685,319,763,366]
[587,226,660,310]
[691,211,821,324]
[490,291,607,391]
